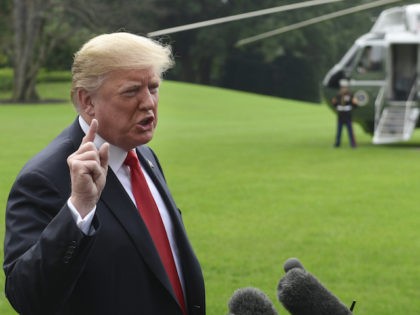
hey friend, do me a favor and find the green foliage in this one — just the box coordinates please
[0,0,12,67]
[0,68,72,93]
[36,69,72,83]
[0,68,13,91]
[157,0,420,101]
[1,81,420,314]
[3,0,420,102]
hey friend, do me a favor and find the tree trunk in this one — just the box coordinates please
[12,0,48,102]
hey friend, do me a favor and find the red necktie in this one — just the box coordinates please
[124,150,187,315]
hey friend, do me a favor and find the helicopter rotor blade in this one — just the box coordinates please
[147,0,344,37]
[236,0,403,47]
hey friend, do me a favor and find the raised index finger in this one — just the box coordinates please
[82,119,98,144]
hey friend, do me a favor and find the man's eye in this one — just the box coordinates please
[150,85,159,94]
[123,88,138,96]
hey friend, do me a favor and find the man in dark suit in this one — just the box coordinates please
[3,32,205,315]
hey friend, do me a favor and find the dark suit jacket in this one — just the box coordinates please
[3,118,205,315]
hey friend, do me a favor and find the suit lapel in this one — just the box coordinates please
[137,147,182,225]
[99,169,174,297]
[136,147,203,308]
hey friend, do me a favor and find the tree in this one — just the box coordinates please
[7,0,419,103]
[11,0,98,102]
[152,0,418,102]
[12,0,49,101]
[10,0,160,102]
[0,0,12,67]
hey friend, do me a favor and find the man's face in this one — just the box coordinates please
[88,68,161,151]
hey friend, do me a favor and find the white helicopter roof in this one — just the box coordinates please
[371,4,420,34]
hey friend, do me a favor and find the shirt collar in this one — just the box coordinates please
[78,116,128,173]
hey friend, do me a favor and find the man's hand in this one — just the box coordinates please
[68,119,109,218]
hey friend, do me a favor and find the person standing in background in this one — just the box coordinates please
[332,79,358,148]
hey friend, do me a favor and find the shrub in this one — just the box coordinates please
[0,68,13,91]
[0,68,71,91]
[37,69,72,83]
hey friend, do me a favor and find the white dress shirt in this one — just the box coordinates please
[67,117,185,291]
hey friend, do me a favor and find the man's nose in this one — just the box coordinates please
[137,90,156,110]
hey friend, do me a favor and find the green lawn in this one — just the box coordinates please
[1,81,420,314]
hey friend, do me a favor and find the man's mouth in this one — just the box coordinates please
[139,116,154,126]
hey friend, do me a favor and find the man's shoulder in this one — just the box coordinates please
[138,145,157,159]
[19,120,81,175]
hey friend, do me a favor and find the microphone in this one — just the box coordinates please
[277,258,354,315]
[228,287,278,315]
[283,257,305,272]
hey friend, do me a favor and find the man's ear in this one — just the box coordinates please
[77,89,95,117]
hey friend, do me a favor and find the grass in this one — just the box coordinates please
[1,81,420,314]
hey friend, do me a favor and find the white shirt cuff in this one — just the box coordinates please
[67,199,96,235]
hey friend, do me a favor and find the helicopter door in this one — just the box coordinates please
[391,44,417,101]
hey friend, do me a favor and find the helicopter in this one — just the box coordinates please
[149,0,416,144]
[323,3,420,144]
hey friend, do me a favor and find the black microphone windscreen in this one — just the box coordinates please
[277,268,352,315]
[283,257,305,272]
[228,287,278,315]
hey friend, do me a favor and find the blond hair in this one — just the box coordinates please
[71,32,174,107]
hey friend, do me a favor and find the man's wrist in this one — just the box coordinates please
[67,199,96,235]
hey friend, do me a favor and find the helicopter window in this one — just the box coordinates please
[357,46,384,74]
[335,44,358,73]
[344,50,357,69]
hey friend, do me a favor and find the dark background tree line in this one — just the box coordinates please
[0,0,418,103]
